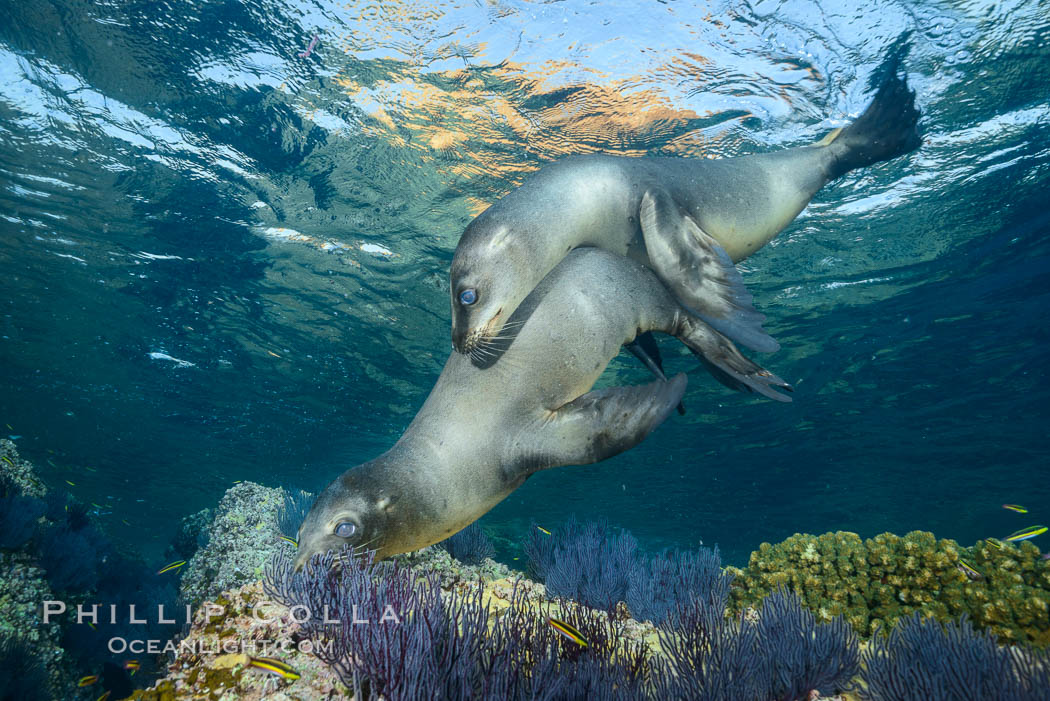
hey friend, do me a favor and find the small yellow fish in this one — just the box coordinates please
[266,350,282,358]
[122,519,131,526]
[956,560,982,580]
[1,456,12,466]
[124,660,140,675]
[157,560,186,575]
[248,656,301,680]
[1004,525,1047,543]
[1002,504,1028,513]
[986,538,1003,549]
[65,480,76,486]
[97,691,111,701]
[91,502,103,509]
[5,424,11,430]
[547,617,588,647]
[87,621,97,631]
[78,674,99,686]
[536,526,551,536]
[279,535,298,547]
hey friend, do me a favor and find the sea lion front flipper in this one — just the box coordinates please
[516,374,687,472]
[640,188,779,353]
[676,315,793,402]
[624,331,686,415]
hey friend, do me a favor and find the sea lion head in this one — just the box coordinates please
[450,218,533,356]
[292,467,401,570]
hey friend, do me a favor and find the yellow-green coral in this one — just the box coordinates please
[729,530,1050,646]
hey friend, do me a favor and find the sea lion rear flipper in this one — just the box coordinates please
[640,188,779,353]
[520,374,687,471]
[624,332,686,415]
[676,316,793,402]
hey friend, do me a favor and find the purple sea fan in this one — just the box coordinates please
[753,587,860,701]
[855,612,1050,701]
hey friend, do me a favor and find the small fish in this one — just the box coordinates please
[121,519,131,526]
[87,621,97,631]
[157,560,186,575]
[1004,525,1047,543]
[97,692,111,701]
[7,435,20,440]
[85,466,97,472]
[65,480,76,486]
[536,526,551,536]
[986,538,1003,549]
[91,502,103,509]
[547,617,588,647]
[1,456,12,466]
[248,656,301,680]
[78,674,99,686]
[124,660,139,675]
[5,423,11,429]
[279,535,298,547]
[1002,504,1028,513]
[266,350,282,358]
[298,34,319,59]
[956,560,982,580]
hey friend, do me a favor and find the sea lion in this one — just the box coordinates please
[294,248,791,567]
[450,62,921,356]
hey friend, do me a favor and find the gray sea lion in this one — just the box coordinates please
[294,248,791,567]
[450,64,921,356]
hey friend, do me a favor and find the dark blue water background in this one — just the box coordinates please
[1,0,1048,565]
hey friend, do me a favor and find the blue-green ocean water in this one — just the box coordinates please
[0,0,1047,567]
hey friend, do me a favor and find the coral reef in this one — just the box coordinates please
[437,521,496,565]
[855,612,1050,700]
[729,530,1050,645]
[178,482,290,606]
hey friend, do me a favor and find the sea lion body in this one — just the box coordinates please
[294,248,789,567]
[450,67,921,356]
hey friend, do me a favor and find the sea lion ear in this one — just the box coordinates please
[639,188,778,353]
[484,224,515,252]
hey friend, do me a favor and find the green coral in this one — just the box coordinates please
[729,530,1050,645]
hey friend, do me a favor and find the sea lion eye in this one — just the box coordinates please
[459,288,477,306]
[334,521,356,538]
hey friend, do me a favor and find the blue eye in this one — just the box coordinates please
[335,521,356,538]
[459,288,477,306]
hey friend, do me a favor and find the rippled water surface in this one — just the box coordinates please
[1,0,1048,563]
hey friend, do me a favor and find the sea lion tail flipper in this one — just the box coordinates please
[640,189,779,353]
[624,331,686,415]
[676,316,793,402]
[524,374,687,469]
[823,46,921,179]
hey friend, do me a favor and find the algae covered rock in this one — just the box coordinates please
[178,482,293,606]
[730,530,1050,645]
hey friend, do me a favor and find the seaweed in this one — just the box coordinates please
[277,488,315,542]
[855,612,1050,700]
[0,494,43,549]
[438,522,495,565]
[753,587,860,700]
[0,635,51,701]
